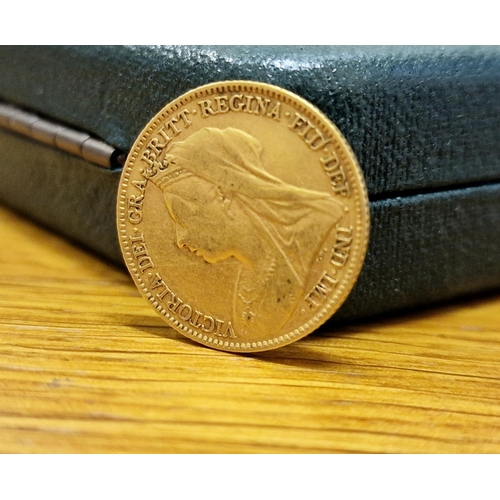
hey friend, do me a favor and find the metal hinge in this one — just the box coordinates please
[0,102,125,169]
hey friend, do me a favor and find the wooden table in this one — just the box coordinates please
[1,205,499,453]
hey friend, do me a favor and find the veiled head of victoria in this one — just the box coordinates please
[149,127,344,275]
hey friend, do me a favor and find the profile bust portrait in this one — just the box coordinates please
[148,127,345,337]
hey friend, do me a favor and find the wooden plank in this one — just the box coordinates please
[0,206,499,453]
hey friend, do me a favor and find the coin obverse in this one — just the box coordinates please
[117,81,370,352]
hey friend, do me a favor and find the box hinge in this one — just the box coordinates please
[0,102,124,169]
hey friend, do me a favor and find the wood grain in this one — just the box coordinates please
[0,205,499,453]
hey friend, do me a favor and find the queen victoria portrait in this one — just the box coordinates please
[148,127,345,338]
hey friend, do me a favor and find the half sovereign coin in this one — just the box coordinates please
[117,81,370,352]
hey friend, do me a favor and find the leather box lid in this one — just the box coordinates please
[1,45,500,197]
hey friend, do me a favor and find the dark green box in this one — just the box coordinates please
[1,46,499,320]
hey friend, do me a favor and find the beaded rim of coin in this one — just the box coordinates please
[117,80,370,352]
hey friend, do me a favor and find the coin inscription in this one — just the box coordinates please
[118,81,369,352]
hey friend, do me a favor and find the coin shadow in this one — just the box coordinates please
[245,327,358,370]
[132,287,500,370]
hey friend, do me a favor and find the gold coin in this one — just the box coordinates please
[117,81,369,352]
